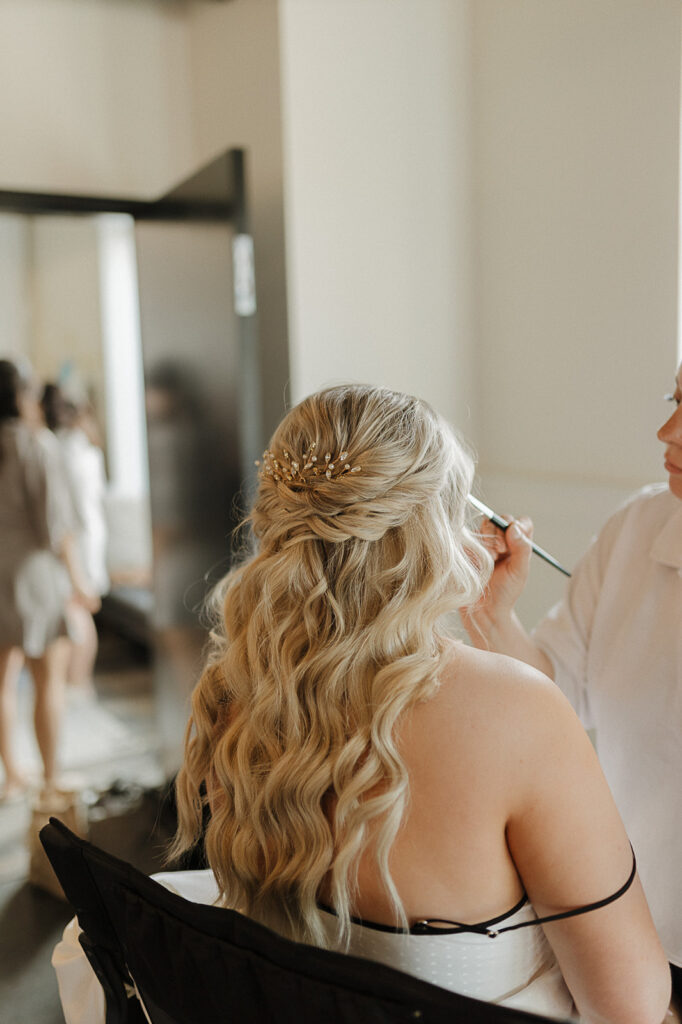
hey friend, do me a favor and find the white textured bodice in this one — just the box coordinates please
[319,901,575,1020]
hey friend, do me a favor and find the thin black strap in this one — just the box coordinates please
[410,893,529,936]
[490,847,637,937]
[412,846,637,938]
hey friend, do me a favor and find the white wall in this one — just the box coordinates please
[280,0,477,437]
[471,0,682,624]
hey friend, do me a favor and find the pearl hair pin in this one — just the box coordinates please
[255,441,362,485]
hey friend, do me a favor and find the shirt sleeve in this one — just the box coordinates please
[532,505,626,728]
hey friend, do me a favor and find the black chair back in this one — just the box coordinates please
[41,817,569,1024]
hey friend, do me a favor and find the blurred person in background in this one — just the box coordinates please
[0,359,99,800]
[42,382,109,697]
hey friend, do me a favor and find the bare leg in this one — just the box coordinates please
[65,602,98,694]
[0,646,27,793]
[27,638,69,789]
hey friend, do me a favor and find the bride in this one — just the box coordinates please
[171,384,672,1023]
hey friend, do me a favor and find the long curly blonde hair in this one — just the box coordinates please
[172,384,491,948]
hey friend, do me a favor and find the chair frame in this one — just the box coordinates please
[41,816,570,1024]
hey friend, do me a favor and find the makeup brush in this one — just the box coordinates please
[468,495,571,577]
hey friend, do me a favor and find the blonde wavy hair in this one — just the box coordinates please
[172,384,492,948]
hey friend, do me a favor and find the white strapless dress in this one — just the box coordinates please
[318,900,576,1020]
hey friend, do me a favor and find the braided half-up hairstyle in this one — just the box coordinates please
[172,384,492,948]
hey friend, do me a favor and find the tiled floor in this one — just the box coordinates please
[0,631,173,1024]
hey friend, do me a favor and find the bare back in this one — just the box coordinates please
[348,642,531,926]
[326,641,672,1023]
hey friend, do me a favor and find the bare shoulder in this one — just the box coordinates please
[431,640,580,744]
[404,641,587,800]
[412,647,671,1024]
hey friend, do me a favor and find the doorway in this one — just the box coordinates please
[0,148,255,787]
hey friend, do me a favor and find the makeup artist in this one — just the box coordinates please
[462,363,682,999]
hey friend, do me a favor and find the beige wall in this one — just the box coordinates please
[280,0,477,437]
[471,0,682,624]
[184,0,289,438]
[0,216,32,359]
[30,218,105,407]
[279,0,682,625]
[0,0,195,198]
[0,215,106,412]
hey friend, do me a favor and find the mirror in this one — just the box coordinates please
[0,156,248,803]
[0,210,159,792]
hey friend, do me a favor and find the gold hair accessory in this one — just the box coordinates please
[255,441,362,484]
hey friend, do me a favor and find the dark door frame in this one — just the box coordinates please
[0,148,245,225]
[0,149,261,462]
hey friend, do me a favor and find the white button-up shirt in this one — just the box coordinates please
[534,484,682,966]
